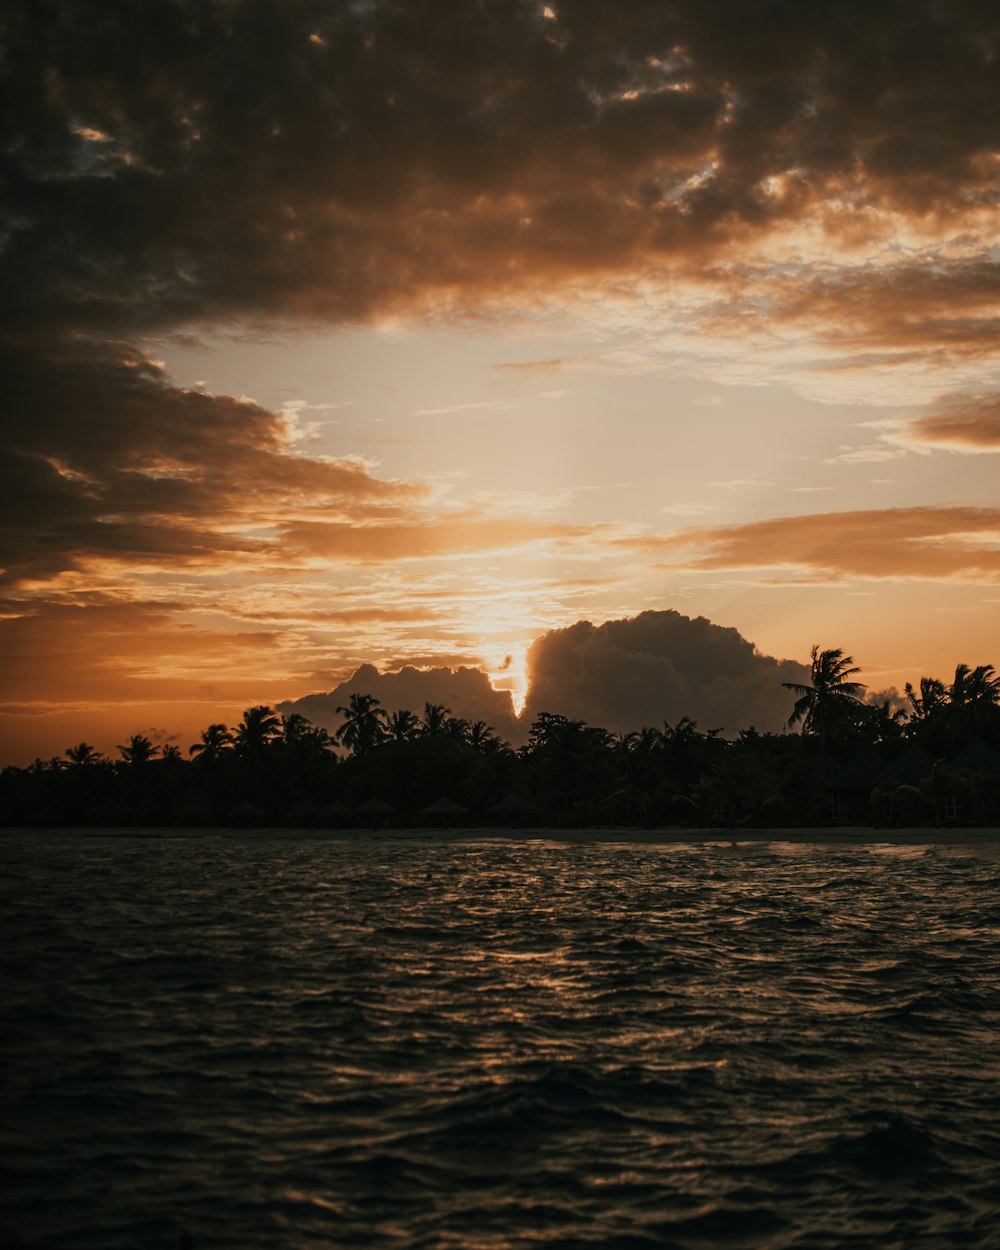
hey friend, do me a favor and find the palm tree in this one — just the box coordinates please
[865,698,908,749]
[65,742,102,766]
[445,716,470,743]
[661,717,714,789]
[420,703,452,736]
[190,723,234,764]
[116,734,160,766]
[783,646,867,751]
[944,663,1000,750]
[467,720,503,753]
[233,706,281,758]
[903,676,948,750]
[280,713,313,747]
[905,676,947,726]
[280,713,332,760]
[386,708,419,743]
[334,693,387,757]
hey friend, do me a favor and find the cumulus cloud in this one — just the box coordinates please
[644,506,1000,583]
[522,609,809,734]
[279,663,521,742]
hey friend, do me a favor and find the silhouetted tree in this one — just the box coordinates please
[863,698,908,749]
[945,663,1000,750]
[335,693,387,757]
[116,734,159,767]
[233,706,281,759]
[525,712,614,812]
[783,646,866,752]
[420,703,452,737]
[905,676,947,727]
[445,716,470,743]
[190,723,234,765]
[468,720,504,753]
[65,742,102,766]
[386,708,419,743]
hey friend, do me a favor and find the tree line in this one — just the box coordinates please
[2,649,999,830]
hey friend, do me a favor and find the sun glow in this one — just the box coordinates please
[487,648,529,717]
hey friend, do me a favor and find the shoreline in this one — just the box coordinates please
[4,825,1000,846]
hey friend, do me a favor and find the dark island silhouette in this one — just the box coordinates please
[2,650,998,832]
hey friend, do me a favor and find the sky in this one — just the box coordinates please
[2,0,999,764]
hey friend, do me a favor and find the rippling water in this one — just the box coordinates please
[3,832,1000,1249]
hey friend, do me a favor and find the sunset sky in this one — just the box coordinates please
[2,0,999,764]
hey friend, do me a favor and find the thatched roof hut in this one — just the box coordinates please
[354,797,396,828]
[951,737,1000,774]
[355,797,396,815]
[225,799,268,828]
[488,793,537,816]
[487,792,540,827]
[285,801,325,828]
[423,796,470,816]
[421,796,470,826]
[881,743,934,788]
[317,798,351,827]
[839,747,886,791]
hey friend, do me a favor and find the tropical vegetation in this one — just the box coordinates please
[2,649,998,830]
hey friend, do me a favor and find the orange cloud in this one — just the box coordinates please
[900,393,1000,451]
[640,507,1000,583]
[281,514,591,563]
[1,339,428,587]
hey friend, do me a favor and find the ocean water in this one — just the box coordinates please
[3,833,1000,1250]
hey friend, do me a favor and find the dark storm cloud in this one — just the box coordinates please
[3,0,998,339]
[522,610,809,734]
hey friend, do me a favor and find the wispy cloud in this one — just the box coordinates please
[635,507,1000,584]
[412,400,521,416]
[897,392,1000,452]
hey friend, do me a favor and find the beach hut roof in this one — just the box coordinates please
[488,792,537,814]
[881,743,934,788]
[320,799,351,815]
[809,750,848,788]
[422,796,470,815]
[839,747,886,790]
[227,799,267,819]
[173,786,212,814]
[950,737,1000,773]
[355,797,396,814]
[286,801,324,818]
